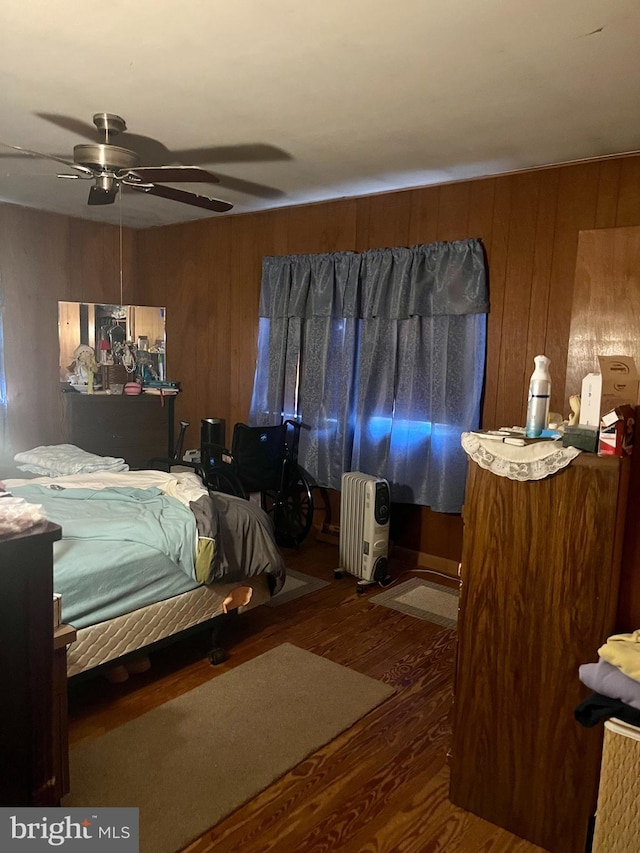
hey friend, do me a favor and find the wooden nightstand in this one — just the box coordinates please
[53,623,76,803]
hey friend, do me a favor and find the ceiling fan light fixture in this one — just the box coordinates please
[96,174,117,194]
[88,180,119,206]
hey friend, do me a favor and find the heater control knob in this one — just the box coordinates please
[374,481,390,525]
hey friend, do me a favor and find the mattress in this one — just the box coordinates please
[67,575,272,677]
[4,467,282,676]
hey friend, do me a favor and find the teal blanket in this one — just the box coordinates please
[11,485,199,629]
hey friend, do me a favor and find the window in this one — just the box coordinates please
[249,240,487,512]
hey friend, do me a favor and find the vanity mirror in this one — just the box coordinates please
[58,302,166,389]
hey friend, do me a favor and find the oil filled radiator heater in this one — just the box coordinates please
[336,472,390,591]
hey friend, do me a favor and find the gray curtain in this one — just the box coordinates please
[249,239,488,512]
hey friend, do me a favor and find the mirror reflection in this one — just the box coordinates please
[58,302,166,391]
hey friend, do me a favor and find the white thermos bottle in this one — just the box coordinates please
[525,355,551,438]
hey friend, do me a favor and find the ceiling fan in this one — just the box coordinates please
[2,113,234,212]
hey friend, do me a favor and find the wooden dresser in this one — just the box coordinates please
[61,391,176,468]
[0,522,70,805]
[449,453,630,853]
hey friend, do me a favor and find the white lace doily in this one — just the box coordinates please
[461,432,581,480]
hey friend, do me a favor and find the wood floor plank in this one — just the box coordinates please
[67,540,547,852]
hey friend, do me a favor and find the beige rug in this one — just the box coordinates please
[64,643,393,853]
[371,577,459,628]
[266,567,330,606]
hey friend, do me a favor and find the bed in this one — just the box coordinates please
[4,463,286,678]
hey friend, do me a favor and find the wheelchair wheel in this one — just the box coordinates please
[206,467,247,500]
[262,465,314,547]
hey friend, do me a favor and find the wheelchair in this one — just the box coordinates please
[201,419,316,548]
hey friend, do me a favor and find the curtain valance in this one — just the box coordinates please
[259,238,487,320]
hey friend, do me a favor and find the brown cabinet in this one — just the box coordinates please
[449,454,630,853]
[62,391,176,468]
[0,523,61,805]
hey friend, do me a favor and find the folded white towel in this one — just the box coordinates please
[14,444,129,477]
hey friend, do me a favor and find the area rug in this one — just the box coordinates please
[266,567,330,606]
[64,643,393,853]
[370,577,459,628]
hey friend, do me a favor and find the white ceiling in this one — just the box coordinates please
[1,0,639,229]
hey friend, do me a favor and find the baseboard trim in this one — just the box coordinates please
[392,546,460,579]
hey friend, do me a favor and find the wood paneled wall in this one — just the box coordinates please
[565,226,640,631]
[566,226,640,400]
[3,155,640,560]
[136,154,640,561]
[0,203,138,467]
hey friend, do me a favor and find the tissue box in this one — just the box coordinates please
[580,356,639,427]
[563,425,599,453]
[598,405,636,457]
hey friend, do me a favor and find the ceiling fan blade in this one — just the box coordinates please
[130,183,232,212]
[0,151,84,163]
[31,113,292,166]
[0,141,94,176]
[88,184,118,206]
[214,171,285,200]
[35,113,101,141]
[125,166,221,184]
[168,143,292,164]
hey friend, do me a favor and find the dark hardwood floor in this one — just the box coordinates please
[67,539,547,853]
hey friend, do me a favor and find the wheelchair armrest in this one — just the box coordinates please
[200,442,235,465]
